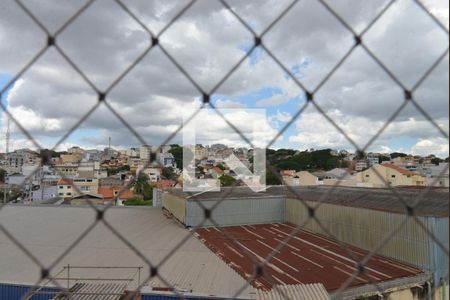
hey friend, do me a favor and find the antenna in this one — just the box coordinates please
[109,136,111,149]
[5,115,10,154]
[3,115,10,204]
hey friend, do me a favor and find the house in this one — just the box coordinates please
[139,167,161,183]
[58,177,99,198]
[367,152,379,166]
[207,166,224,179]
[322,168,357,187]
[57,178,74,198]
[53,163,79,177]
[60,153,82,164]
[158,153,176,168]
[354,160,368,171]
[98,187,134,204]
[73,177,99,194]
[280,170,297,186]
[418,162,449,187]
[69,193,104,205]
[6,174,26,186]
[154,179,175,189]
[139,145,152,160]
[31,185,58,203]
[356,164,426,187]
[296,171,319,186]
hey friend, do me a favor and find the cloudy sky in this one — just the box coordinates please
[0,0,448,157]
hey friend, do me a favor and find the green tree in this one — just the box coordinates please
[169,145,183,168]
[107,165,130,176]
[162,167,175,179]
[431,157,443,165]
[0,169,6,182]
[266,168,282,185]
[216,163,226,171]
[379,155,391,163]
[124,197,152,206]
[134,172,153,200]
[219,175,236,187]
[390,152,407,159]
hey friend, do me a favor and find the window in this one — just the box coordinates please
[365,174,369,178]
[59,186,63,189]
[391,175,396,178]
[67,186,71,189]
[67,193,72,196]
[59,193,63,196]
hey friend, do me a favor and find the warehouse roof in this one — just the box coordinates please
[285,186,449,217]
[0,205,256,298]
[167,186,449,217]
[257,283,329,300]
[195,223,424,292]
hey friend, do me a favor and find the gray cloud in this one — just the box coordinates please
[0,0,448,154]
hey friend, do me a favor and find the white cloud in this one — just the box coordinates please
[411,138,449,157]
[0,0,447,153]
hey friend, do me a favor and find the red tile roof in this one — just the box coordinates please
[382,164,416,175]
[57,178,73,185]
[155,180,175,189]
[212,167,224,174]
[195,223,422,292]
[280,170,295,177]
[98,187,134,200]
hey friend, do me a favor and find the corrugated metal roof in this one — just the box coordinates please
[0,205,257,298]
[167,186,449,216]
[195,223,424,292]
[54,282,126,299]
[257,284,329,300]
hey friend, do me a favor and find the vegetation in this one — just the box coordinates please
[270,149,341,172]
[219,174,237,187]
[123,197,152,206]
[379,155,391,163]
[390,152,408,159]
[133,172,153,200]
[431,157,444,165]
[39,149,65,165]
[107,165,130,176]
[266,168,282,185]
[162,167,178,180]
[169,145,183,169]
[0,169,6,182]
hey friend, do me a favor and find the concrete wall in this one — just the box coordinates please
[162,193,186,224]
[186,196,285,227]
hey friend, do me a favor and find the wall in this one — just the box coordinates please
[286,197,449,286]
[0,283,60,300]
[162,193,186,224]
[186,196,285,227]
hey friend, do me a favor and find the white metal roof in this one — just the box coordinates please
[0,205,257,298]
[257,284,330,300]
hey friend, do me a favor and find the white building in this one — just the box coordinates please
[367,153,379,166]
[140,145,152,160]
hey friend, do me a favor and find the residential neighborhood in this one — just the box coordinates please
[0,145,448,206]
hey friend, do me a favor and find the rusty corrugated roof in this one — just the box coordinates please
[195,223,424,292]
